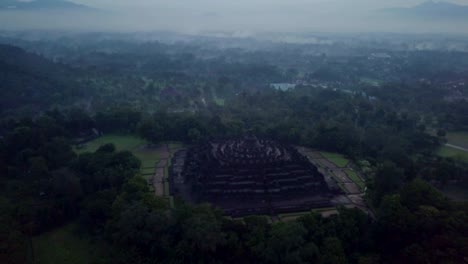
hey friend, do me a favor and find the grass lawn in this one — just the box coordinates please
[75,135,184,197]
[74,134,163,170]
[75,135,147,154]
[345,169,365,190]
[168,142,184,150]
[360,77,382,86]
[446,132,468,149]
[320,151,350,167]
[134,150,159,168]
[214,97,225,106]
[437,146,468,162]
[33,223,108,264]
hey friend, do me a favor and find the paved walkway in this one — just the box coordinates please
[297,147,370,215]
[445,143,468,152]
[153,168,165,196]
[150,144,170,197]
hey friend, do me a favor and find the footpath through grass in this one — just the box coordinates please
[33,223,109,264]
[320,151,350,167]
[437,145,468,162]
[446,131,468,149]
[74,135,184,200]
[74,134,162,170]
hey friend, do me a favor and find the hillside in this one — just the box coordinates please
[0,0,91,10]
[0,44,84,115]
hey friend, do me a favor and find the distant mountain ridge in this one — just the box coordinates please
[380,1,468,20]
[0,0,92,11]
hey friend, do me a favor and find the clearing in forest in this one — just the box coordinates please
[437,145,468,162]
[446,131,468,149]
[319,151,350,167]
[74,134,184,198]
[436,131,468,162]
[75,135,146,154]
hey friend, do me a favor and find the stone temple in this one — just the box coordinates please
[170,135,339,217]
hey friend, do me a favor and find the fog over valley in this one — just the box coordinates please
[1,1,468,264]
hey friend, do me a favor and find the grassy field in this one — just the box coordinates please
[134,149,159,168]
[75,135,183,199]
[320,151,350,167]
[75,135,147,154]
[360,77,382,87]
[214,97,225,106]
[75,134,163,168]
[33,223,108,264]
[345,169,365,190]
[437,145,468,162]
[446,131,468,149]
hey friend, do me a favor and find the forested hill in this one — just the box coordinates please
[0,44,85,115]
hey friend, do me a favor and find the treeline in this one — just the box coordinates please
[1,106,467,263]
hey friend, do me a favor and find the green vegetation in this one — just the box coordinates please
[437,145,468,162]
[214,97,225,106]
[320,151,349,167]
[2,35,468,264]
[279,207,337,221]
[345,169,366,190]
[446,131,468,149]
[133,149,160,168]
[33,223,107,264]
[75,134,169,174]
[279,211,312,219]
[75,135,146,154]
[360,77,382,86]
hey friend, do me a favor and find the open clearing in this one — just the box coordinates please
[446,131,468,149]
[437,145,468,162]
[75,135,184,198]
[320,151,349,167]
[33,223,108,264]
[75,135,146,154]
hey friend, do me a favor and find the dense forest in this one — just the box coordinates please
[0,32,467,264]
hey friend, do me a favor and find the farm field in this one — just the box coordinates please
[33,223,108,264]
[320,151,349,167]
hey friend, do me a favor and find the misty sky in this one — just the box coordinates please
[1,0,468,34]
[75,0,468,9]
